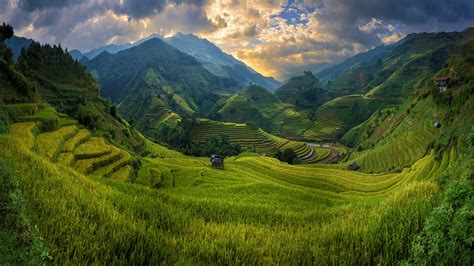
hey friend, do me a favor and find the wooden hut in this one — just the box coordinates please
[348,161,360,171]
[210,155,225,169]
[435,77,449,92]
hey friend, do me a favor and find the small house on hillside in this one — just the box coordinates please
[348,161,360,171]
[210,154,225,169]
[435,77,449,92]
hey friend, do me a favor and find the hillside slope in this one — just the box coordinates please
[15,41,144,150]
[275,71,337,109]
[210,85,326,139]
[311,28,474,140]
[315,43,396,84]
[342,37,474,173]
[86,38,239,137]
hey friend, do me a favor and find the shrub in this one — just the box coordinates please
[0,107,10,134]
[410,177,473,265]
[276,148,297,164]
[39,118,59,132]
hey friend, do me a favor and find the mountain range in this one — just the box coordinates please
[85,37,238,137]
[70,33,281,91]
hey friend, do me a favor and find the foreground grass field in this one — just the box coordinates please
[0,115,456,264]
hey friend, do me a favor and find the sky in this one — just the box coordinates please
[1,0,473,81]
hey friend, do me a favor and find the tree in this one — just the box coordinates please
[0,23,14,43]
[276,148,297,164]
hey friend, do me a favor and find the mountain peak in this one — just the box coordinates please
[133,33,164,46]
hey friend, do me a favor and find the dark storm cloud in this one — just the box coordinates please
[111,0,167,19]
[111,0,208,19]
[317,0,474,30]
[18,0,83,12]
[336,0,473,24]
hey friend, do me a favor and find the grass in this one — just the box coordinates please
[17,106,76,127]
[63,129,90,152]
[9,121,134,181]
[4,90,467,264]
[9,122,38,150]
[313,95,402,140]
[0,132,450,264]
[346,96,441,173]
[74,137,112,159]
[36,125,78,159]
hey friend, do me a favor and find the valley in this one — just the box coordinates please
[0,20,473,265]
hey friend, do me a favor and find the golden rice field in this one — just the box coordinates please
[0,116,455,264]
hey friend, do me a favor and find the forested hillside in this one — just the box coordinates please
[275,71,337,109]
[86,38,239,138]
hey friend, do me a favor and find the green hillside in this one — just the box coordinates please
[86,38,239,138]
[312,95,402,140]
[211,85,327,139]
[14,42,144,151]
[311,28,474,140]
[275,71,337,109]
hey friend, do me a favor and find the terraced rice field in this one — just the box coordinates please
[2,106,460,264]
[10,122,133,181]
[349,118,438,173]
[190,119,319,163]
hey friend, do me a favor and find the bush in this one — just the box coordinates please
[276,148,297,164]
[39,118,59,132]
[75,105,100,130]
[184,134,242,157]
[0,107,10,134]
[410,177,473,265]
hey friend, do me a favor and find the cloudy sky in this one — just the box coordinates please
[1,0,473,80]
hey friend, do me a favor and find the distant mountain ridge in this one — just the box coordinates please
[5,35,33,59]
[70,32,280,91]
[165,33,281,91]
[315,44,395,84]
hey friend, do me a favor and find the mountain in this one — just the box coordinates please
[80,33,166,60]
[5,35,33,59]
[315,44,396,84]
[82,43,133,60]
[210,85,282,130]
[166,33,281,91]
[68,32,280,91]
[311,27,474,140]
[85,38,238,137]
[69,49,83,60]
[275,71,337,109]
